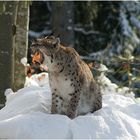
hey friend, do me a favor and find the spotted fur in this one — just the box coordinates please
[31,35,102,119]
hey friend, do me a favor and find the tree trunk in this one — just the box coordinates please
[51,1,74,47]
[0,2,18,108]
[14,2,29,91]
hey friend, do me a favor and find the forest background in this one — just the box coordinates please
[0,1,140,107]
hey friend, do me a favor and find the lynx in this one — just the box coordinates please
[30,35,102,119]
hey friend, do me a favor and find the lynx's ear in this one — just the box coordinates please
[52,37,60,46]
[56,37,60,44]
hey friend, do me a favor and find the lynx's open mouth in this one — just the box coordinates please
[32,51,44,65]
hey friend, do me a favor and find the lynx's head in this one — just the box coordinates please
[31,35,60,56]
[30,35,61,69]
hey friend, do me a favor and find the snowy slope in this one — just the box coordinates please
[0,72,140,139]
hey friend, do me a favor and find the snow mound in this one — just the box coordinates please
[0,112,71,139]
[24,72,50,87]
[71,94,140,139]
[0,86,51,121]
[0,73,140,139]
[98,73,135,98]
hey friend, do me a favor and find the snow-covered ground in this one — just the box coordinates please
[0,72,140,139]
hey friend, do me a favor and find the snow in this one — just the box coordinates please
[0,72,140,139]
[119,12,132,37]
[98,73,135,98]
[20,57,28,66]
[74,26,102,35]
[29,29,52,38]
[130,15,140,29]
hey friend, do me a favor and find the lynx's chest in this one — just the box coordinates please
[49,73,74,98]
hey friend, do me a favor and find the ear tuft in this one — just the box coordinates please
[51,37,60,45]
[56,37,60,44]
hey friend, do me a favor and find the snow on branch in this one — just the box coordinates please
[130,15,140,29]
[29,29,52,38]
[46,1,52,12]
[73,26,105,36]
[86,43,113,63]
[29,25,105,39]
[119,12,133,37]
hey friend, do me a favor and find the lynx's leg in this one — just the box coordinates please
[94,90,102,111]
[51,92,64,114]
[92,83,102,112]
[51,92,57,114]
[66,71,83,119]
[67,91,80,119]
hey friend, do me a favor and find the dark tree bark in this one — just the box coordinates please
[0,1,18,108]
[14,2,29,91]
[51,1,74,47]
